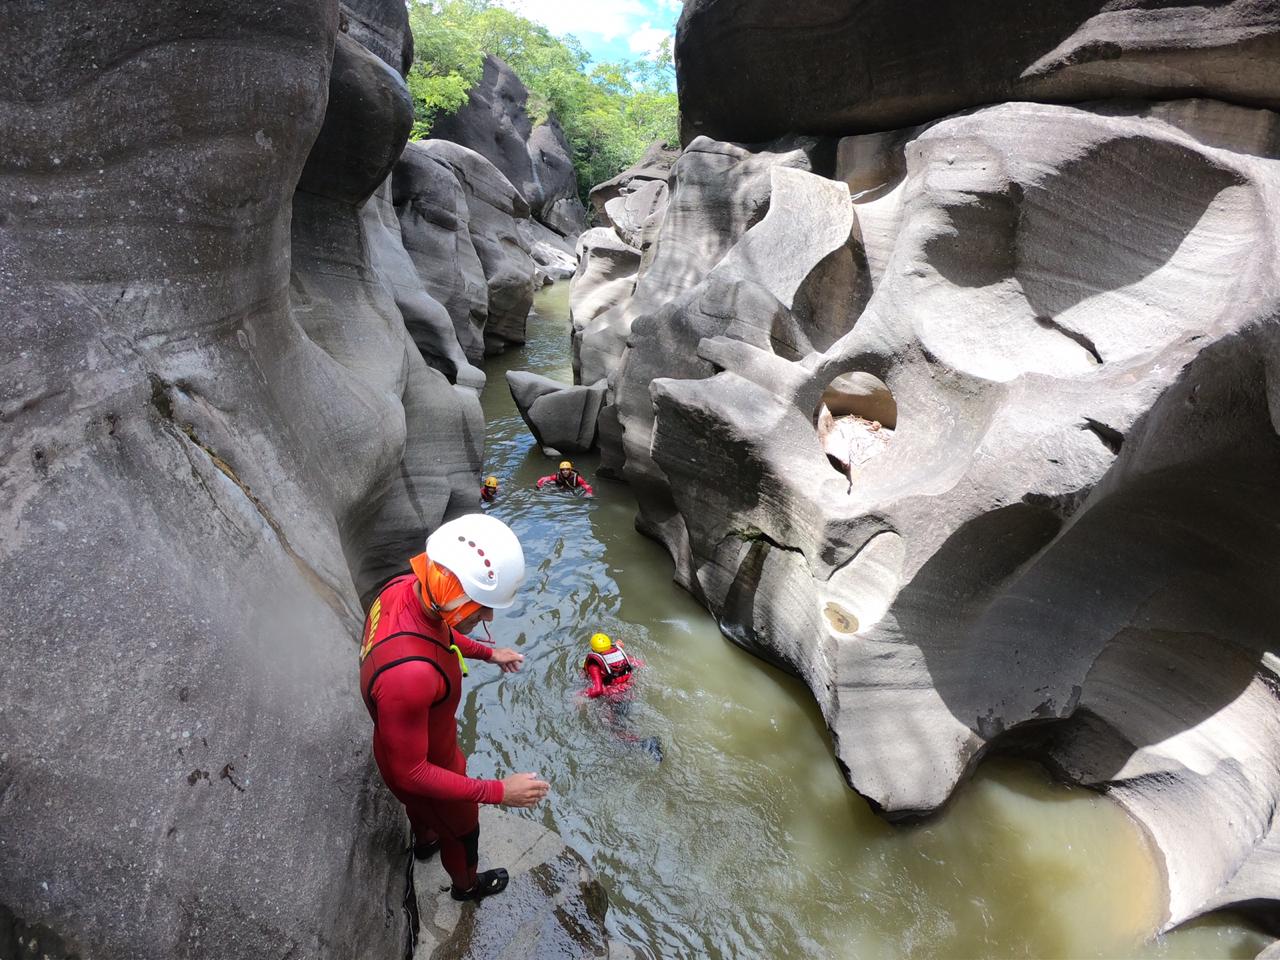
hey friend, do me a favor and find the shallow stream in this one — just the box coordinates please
[459,283,1268,959]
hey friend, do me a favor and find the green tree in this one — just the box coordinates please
[406,0,679,200]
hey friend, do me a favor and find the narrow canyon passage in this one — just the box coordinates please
[448,284,1269,959]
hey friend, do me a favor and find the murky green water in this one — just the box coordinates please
[458,283,1269,959]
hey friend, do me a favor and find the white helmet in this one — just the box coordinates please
[425,514,526,610]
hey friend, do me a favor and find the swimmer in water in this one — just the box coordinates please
[536,460,594,497]
[581,632,661,761]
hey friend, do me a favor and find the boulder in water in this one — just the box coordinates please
[506,371,608,455]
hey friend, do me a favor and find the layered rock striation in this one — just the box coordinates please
[395,139,538,357]
[676,0,1280,143]
[579,0,1280,938]
[0,1,589,956]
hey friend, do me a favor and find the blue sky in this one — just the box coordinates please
[496,0,682,65]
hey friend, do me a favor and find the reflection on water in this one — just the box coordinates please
[457,283,1269,959]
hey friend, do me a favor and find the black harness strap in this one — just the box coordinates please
[366,655,453,718]
[364,629,454,659]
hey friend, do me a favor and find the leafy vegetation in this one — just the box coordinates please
[406,0,678,198]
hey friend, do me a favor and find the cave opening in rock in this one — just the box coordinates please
[814,371,897,481]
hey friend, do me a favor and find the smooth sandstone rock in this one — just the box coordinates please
[520,218,579,283]
[289,32,482,602]
[676,0,1280,143]
[365,178,487,391]
[603,178,669,252]
[588,140,680,220]
[569,229,641,382]
[609,98,1280,934]
[575,136,834,391]
[394,141,491,362]
[340,0,413,74]
[0,2,412,956]
[415,139,538,356]
[506,371,607,454]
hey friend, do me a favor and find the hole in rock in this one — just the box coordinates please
[814,372,897,481]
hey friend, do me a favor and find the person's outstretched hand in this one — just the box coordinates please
[501,772,549,807]
[491,648,524,673]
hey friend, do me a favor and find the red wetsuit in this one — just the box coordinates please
[535,471,594,495]
[480,486,496,503]
[360,573,501,888]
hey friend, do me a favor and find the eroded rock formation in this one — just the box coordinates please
[0,2,413,955]
[411,139,538,355]
[0,1,588,956]
[676,0,1280,143]
[507,371,607,455]
[586,2,1280,937]
[394,138,539,358]
[432,54,589,239]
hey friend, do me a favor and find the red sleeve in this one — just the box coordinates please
[373,661,504,804]
[584,662,605,698]
[536,475,552,488]
[578,478,594,496]
[450,631,494,661]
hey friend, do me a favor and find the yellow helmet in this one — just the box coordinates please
[559,460,573,471]
[484,476,499,489]
[590,632,612,653]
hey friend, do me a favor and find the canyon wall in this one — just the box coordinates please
[573,0,1280,934]
[0,1,568,955]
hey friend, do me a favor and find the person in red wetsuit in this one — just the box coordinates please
[535,460,593,497]
[480,475,499,504]
[582,632,634,698]
[360,514,548,903]
[581,632,662,761]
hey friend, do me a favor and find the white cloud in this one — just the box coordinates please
[627,23,672,58]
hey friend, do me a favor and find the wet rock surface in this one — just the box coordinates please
[413,809,610,960]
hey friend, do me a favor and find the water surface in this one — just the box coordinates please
[458,282,1268,959]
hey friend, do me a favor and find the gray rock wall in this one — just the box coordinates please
[0,0,508,955]
[598,0,1280,935]
[394,140,492,362]
[408,140,539,356]
[676,0,1280,143]
[431,54,589,238]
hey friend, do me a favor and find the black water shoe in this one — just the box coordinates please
[450,868,509,902]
